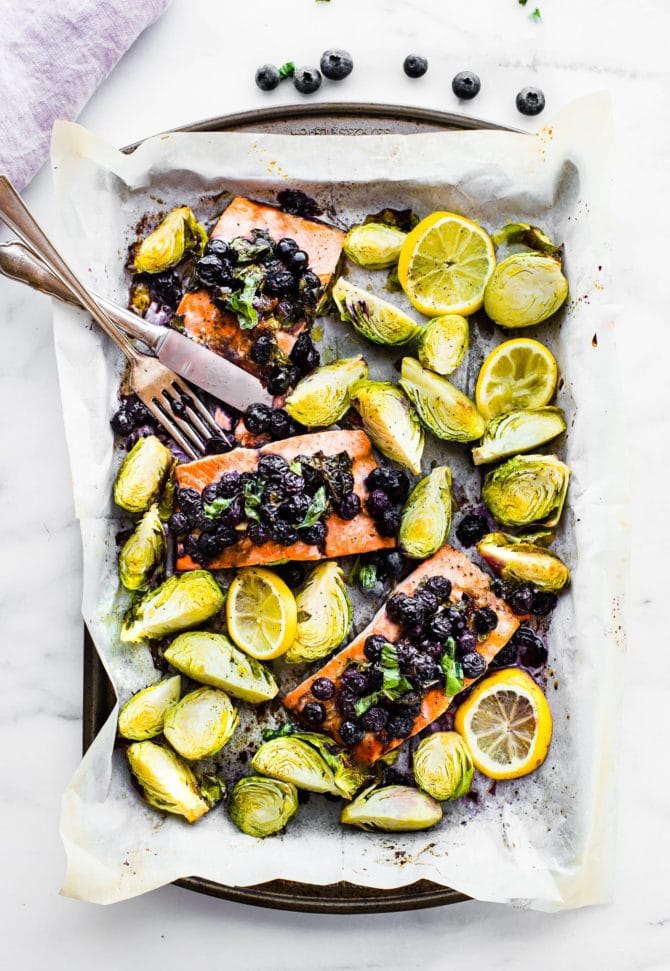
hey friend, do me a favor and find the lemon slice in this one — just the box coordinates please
[397,212,495,316]
[226,568,297,660]
[454,668,552,780]
[475,338,558,420]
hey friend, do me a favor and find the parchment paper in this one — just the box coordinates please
[52,94,628,910]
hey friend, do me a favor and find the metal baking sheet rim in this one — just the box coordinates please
[83,102,513,914]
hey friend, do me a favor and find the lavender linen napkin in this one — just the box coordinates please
[0,0,171,189]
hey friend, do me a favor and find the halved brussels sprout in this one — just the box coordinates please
[413,731,474,801]
[343,222,407,269]
[120,570,224,644]
[399,357,485,443]
[163,631,278,703]
[118,503,166,591]
[134,206,207,274]
[477,531,570,591]
[484,253,568,329]
[118,675,181,741]
[163,687,239,760]
[399,466,453,559]
[333,278,421,346]
[492,223,561,257]
[113,435,173,514]
[126,740,216,823]
[472,407,566,466]
[417,314,469,376]
[285,356,368,427]
[285,562,352,664]
[482,454,570,528]
[252,731,369,798]
[340,785,443,832]
[349,379,424,475]
[228,776,299,838]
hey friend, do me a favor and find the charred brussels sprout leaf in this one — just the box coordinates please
[343,223,407,269]
[399,466,453,559]
[340,784,443,832]
[286,562,352,664]
[417,314,469,376]
[399,357,485,443]
[120,570,224,644]
[285,356,368,427]
[117,675,181,741]
[163,631,278,703]
[332,278,421,346]
[482,454,570,528]
[228,776,299,837]
[477,531,570,591]
[252,731,369,798]
[134,207,207,274]
[163,687,239,760]
[113,435,173,514]
[349,378,424,475]
[484,253,568,329]
[118,503,166,591]
[413,731,474,801]
[126,741,215,823]
[472,407,566,465]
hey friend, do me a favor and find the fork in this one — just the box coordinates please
[0,176,222,461]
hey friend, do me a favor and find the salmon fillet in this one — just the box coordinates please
[283,545,520,765]
[175,430,394,570]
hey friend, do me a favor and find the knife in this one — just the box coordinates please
[0,241,273,410]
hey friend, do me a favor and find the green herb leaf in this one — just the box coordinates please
[355,643,413,716]
[518,0,528,5]
[203,496,235,520]
[289,460,302,474]
[532,6,541,19]
[226,270,261,329]
[440,638,465,696]
[262,723,296,742]
[299,485,328,528]
[279,61,295,78]
[243,476,265,522]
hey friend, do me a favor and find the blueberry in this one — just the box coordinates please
[516,86,546,116]
[198,531,224,559]
[205,238,230,259]
[279,494,311,524]
[392,690,422,718]
[339,720,365,745]
[457,630,478,656]
[280,471,305,495]
[312,677,335,701]
[287,249,309,273]
[382,550,407,579]
[490,640,517,669]
[461,652,487,679]
[531,591,558,616]
[293,67,322,96]
[414,590,439,616]
[421,640,444,660]
[386,593,410,623]
[336,688,358,720]
[302,269,322,291]
[396,597,426,629]
[217,472,241,498]
[223,495,245,527]
[289,333,320,372]
[182,534,201,562]
[386,469,410,502]
[366,489,392,519]
[201,483,219,505]
[512,626,548,669]
[428,611,453,641]
[168,511,189,535]
[300,521,327,547]
[195,254,232,288]
[341,668,369,696]
[395,641,420,674]
[244,402,272,435]
[176,487,201,517]
[264,269,296,296]
[205,433,234,455]
[413,656,442,687]
[255,63,281,91]
[364,634,387,663]
[269,409,300,440]
[320,48,354,81]
[276,563,305,589]
[473,607,499,634]
[381,766,413,787]
[303,701,325,725]
[267,365,296,396]
[376,507,401,537]
[247,521,271,545]
[456,513,488,547]
[386,714,414,738]
[424,576,452,602]
[446,607,466,633]
[508,584,534,615]
[250,332,276,366]
[276,238,299,262]
[360,706,388,733]
[110,407,135,436]
[403,54,428,78]
[452,70,481,100]
[337,492,361,521]
[258,454,289,478]
[215,524,238,548]
[271,520,299,545]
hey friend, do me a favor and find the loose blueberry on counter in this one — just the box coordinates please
[473,606,499,634]
[516,86,546,116]
[293,67,322,95]
[244,402,273,435]
[452,71,481,100]
[512,626,548,669]
[277,563,305,589]
[339,720,365,745]
[531,590,558,616]
[382,550,407,579]
[461,652,487,679]
[403,54,428,78]
[312,677,336,701]
[303,701,326,725]
[456,512,488,547]
[360,706,389,733]
[508,584,534,615]
[255,64,281,91]
[320,49,354,81]
[110,406,134,436]
[424,575,452,602]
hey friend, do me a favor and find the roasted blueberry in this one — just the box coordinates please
[382,550,407,579]
[290,333,320,373]
[279,494,311,524]
[456,630,478,656]
[277,563,305,589]
[403,54,428,78]
[201,483,219,506]
[421,640,444,661]
[215,524,238,548]
[512,626,548,668]
[320,48,354,80]
[413,656,442,687]
[300,521,327,547]
[303,701,326,725]
[110,406,134,436]
[414,589,439,616]
[339,720,365,745]
[255,63,281,91]
[250,332,276,366]
[244,402,273,435]
[456,513,488,547]
[424,576,452,602]
[293,67,322,96]
[276,237,299,262]
[490,640,518,669]
[247,521,271,545]
[258,454,289,478]
[198,531,224,559]
[376,507,401,537]
[271,520,299,546]
[386,593,410,623]
[392,690,422,718]
[516,86,546,116]
[461,652,487,679]
[428,611,453,641]
[267,365,297,396]
[445,607,466,633]
[204,433,234,455]
[452,70,481,100]
[360,706,388,733]
[507,584,535,615]
[531,591,558,616]
[281,471,305,494]
[473,607,498,634]
[337,492,361,521]
[176,487,201,518]
[341,668,369,696]
[264,269,296,296]
[269,408,299,440]
[386,714,414,738]
[195,254,232,287]
[205,238,230,259]
[366,489,392,519]
[336,688,358,720]
[217,471,241,497]
[312,677,335,701]
[395,642,420,675]
[397,597,426,629]
[168,511,189,535]
[223,494,245,526]
[366,467,410,502]
[364,634,387,663]
[182,534,201,562]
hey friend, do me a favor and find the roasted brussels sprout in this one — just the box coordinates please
[477,531,570,591]
[399,466,453,559]
[332,278,421,346]
[163,687,239,760]
[134,206,207,274]
[399,357,485,443]
[285,356,368,427]
[252,731,369,798]
[117,675,181,741]
[417,314,469,376]
[340,784,443,832]
[492,222,561,257]
[163,631,279,703]
[349,379,424,475]
[472,407,566,465]
[484,253,568,329]
[126,740,218,823]
[482,454,570,528]
[343,222,407,269]
[412,731,474,801]
[113,435,173,514]
[118,503,166,591]
[285,562,352,664]
[120,570,224,644]
[228,776,299,838]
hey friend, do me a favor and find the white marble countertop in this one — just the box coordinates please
[2,0,669,967]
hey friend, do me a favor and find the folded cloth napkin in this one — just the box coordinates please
[0,0,171,189]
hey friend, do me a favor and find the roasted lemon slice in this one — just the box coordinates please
[397,212,495,316]
[454,668,552,780]
[475,337,558,420]
[226,568,297,660]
